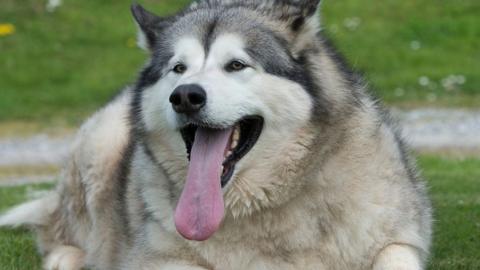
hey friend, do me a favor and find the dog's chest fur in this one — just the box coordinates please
[125,144,389,270]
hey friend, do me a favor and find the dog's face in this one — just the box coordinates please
[132,0,321,241]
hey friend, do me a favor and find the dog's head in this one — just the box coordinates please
[131,0,325,241]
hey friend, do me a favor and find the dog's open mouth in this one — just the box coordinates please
[175,116,263,241]
[180,116,264,187]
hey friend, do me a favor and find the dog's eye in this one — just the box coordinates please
[173,63,187,74]
[226,60,247,72]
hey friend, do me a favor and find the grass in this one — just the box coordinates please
[0,0,189,125]
[420,157,480,269]
[0,184,53,270]
[0,0,479,124]
[0,157,479,269]
[323,0,480,106]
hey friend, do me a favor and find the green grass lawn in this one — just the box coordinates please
[0,184,52,269]
[420,157,480,269]
[0,157,479,269]
[0,0,479,124]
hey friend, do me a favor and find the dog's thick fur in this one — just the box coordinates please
[0,1,432,269]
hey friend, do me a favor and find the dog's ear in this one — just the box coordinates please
[131,3,165,51]
[280,0,322,54]
[286,0,321,33]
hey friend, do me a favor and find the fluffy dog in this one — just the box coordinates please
[0,1,432,269]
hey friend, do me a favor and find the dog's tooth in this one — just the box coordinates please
[226,150,233,157]
[229,126,240,150]
[233,126,240,141]
[231,139,238,150]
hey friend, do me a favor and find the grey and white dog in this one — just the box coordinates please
[0,1,432,269]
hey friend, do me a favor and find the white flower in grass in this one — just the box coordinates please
[441,78,455,91]
[419,76,430,87]
[46,0,62,12]
[343,17,361,31]
[455,75,466,85]
[441,74,467,91]
[410,40,421,51]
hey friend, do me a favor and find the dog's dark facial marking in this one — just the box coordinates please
[299,0,322,17]
[203,16,219,53]
[291,16,305,32]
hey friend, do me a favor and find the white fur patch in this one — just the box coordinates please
[206,34,251,69]
[0,193,58,227]
[373,244,422,270]
[142,36,206,131]
[45,245,86,270]
[136,27,149,51]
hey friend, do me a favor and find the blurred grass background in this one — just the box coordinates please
[0,0,479,125]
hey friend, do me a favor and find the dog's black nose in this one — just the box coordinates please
[169,84,207,114]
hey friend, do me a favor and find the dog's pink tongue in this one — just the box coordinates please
[174,127,232,241]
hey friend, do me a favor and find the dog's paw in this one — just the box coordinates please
[373,244,422,270]
[44,245,86,270]
[154,264,209,270]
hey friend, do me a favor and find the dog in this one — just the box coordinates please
[0,1,432,269]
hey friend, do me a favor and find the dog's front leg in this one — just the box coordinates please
[152,264,209,270]
[122,261,209,270]
[372,244,423,270]
[44,245,86,270]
